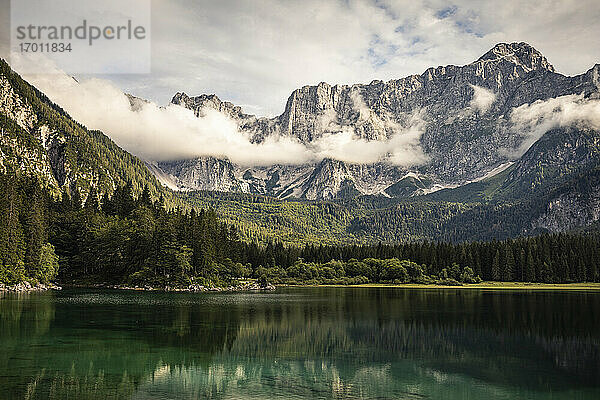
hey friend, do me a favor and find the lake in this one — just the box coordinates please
[1,287,599,399]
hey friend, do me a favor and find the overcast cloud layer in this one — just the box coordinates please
[2,0,599,116]
[113,0,600,116]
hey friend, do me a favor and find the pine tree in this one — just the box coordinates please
[503,245,515,281]
[114,183,135,218]
[24,181,46,279]
[525,247,535,282]
[577,259,587,282]
[71,187,83,209]
[491,250,501,281]
[519,248,526,281]
[540,262,554,283]
[85,186,99,210]
[139,185,152,206]
[0,176,26,283]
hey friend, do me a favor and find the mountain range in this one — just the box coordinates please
[1,42,599,243]
[152,42,600,202]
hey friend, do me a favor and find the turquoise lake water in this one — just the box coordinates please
[1,287,599,399]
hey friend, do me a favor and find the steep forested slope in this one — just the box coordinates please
[0,59,174,204]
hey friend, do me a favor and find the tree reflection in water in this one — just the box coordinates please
[1,288,599,399]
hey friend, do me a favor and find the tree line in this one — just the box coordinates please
[1,174,599,287]
[244,233,600,284]
[0,174,244,286]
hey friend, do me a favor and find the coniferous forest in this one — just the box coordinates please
[2,172,599,288]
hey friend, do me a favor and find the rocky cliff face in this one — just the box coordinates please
[0,74,69,192]
[532,185,600,233]
[503,126,600,196]
[156,43,600,200]
[157,157,246,193]
[158,155,409,200]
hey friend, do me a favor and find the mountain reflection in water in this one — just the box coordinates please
[1,288,599,399]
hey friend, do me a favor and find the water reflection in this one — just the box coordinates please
[1,288,599,399]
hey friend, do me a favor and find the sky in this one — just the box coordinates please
[2,0,599,116]
[117,0,600,116]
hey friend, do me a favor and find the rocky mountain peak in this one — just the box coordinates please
[171,91,250,120]
[125,93,149,112]
[590,64,600,89]
[171,91,191,105]
[157,43,600,201]
[172,92,223,110]
[476,42,555,73]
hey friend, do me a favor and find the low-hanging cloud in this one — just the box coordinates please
[308,88,428,165]
[469,85,496,113]
[310,117,428,166]
[445,85,496,124]
[508,93,600,156]
[12,55,428,167]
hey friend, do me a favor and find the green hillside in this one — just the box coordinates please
[182,161,600,245]
[0,59,177,206]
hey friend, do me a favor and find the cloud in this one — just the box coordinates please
[348,90,389,140]
[311,113,428,166]
[445,84,496,123]
[5,0,598,117]
[508,93,600,156]
[12,54,428,167]
[125,0,599,116]
[469,85,496,113]
[306,88,428,165]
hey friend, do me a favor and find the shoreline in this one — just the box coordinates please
[60,281,276,292]
[5,281,600,293]
[0,282,62,292]
[283,282,600,290]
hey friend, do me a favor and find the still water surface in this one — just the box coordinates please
[0,287,599,399]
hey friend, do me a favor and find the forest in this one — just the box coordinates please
[182,160,600,245]
[1,173,599,287]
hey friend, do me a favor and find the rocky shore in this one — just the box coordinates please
[0,282,62,292]
[66,281,276,292]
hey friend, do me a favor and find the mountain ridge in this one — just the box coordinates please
[1,43,600,244]
[156,42,600,202]
[0,58,178,206]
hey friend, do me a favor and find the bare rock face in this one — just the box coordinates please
[300,159,408,200]
[156,42,600,201]
[476,42,555,73]
[0,75,68,191]
[531,182,600,233]
[0,76,38,131]
[157,157,246,192]
[301,159,354,200]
